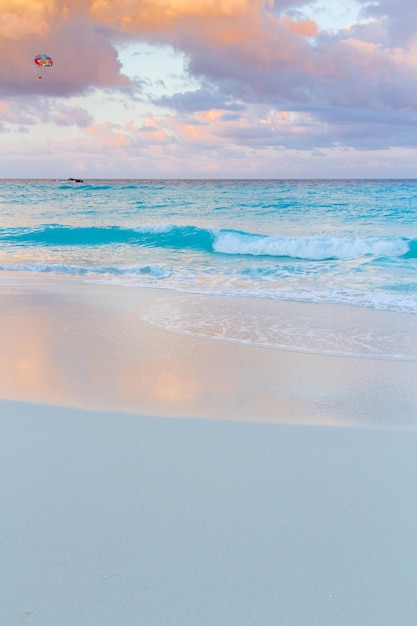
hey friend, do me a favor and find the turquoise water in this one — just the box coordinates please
[1,178,415,314]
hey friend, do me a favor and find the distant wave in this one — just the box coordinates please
[0,262,171,278]
[0,224,413,260]
[55,183,114,190]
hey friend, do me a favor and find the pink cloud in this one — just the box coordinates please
[2,0,415,111]
[0,0,52,39]
[84,121,131,148]
[2,0,417,154]
[0,5,131,97]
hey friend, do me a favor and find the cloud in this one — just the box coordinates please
[134,0,417,151]
[0,98,51,124]
[0,1,327,101]
[52,103,94,127]
[3,0,416,111]
[0,97,94,128]
[3,0,417,162]
[153,86,247,113]
[0,0,52,39]
[360,0,417,45]
[0,2,131,97]
[89,0,271,32]
[78,115,172,154]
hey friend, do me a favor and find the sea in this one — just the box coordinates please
[1,178,416,360]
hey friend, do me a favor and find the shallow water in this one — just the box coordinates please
[1,178,416,357]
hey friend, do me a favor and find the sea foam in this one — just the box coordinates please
[213,231,411,260]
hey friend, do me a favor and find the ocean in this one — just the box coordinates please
[1,178,416,360]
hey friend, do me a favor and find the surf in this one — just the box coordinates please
[0,223,412,261]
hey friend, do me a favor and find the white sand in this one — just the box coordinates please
[1,401,417,626]
[1,275,417,625]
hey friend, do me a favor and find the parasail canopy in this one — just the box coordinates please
[34,54,53,67]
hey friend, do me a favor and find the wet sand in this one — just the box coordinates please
[0,274,416,428]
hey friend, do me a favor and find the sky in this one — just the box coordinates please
[1,0,417,178]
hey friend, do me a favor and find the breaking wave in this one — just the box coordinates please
[0,223,413,261]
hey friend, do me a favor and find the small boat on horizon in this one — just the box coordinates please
[55,177,85,183]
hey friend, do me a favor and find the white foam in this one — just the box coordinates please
[133,223,176,233]
[142,295,417,361]
[213,232,410,260]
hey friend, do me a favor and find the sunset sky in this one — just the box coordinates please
[2,0,417,179]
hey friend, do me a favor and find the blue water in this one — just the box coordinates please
[1,179,416,316]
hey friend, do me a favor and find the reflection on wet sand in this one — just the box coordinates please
[0,278,416,429]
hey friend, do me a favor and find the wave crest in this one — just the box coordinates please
[213,231,411,260]
[0,223,412,260]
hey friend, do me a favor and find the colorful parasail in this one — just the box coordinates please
[34,54,53,79]
[34,54,53,67]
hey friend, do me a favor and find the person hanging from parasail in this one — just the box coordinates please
[34,54,53,79]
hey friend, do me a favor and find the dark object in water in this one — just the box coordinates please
[67,177,84,183]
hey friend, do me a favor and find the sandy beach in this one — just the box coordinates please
[1,275,417,625]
